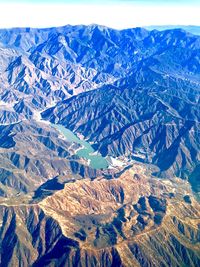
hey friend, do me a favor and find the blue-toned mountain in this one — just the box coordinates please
[0,25,200,267]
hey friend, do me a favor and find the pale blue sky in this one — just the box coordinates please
[0,0,200,4]
[0,0,199,29]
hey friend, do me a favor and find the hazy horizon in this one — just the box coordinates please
[0,0,200,29]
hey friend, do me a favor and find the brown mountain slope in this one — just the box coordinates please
[0,163,199,266]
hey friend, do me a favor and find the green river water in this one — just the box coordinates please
[52,124,108,170]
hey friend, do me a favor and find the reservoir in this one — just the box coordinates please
[52,124,109,170]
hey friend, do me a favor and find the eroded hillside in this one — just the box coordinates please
[0,25,199,266]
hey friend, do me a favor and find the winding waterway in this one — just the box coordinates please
[52,124,108,170]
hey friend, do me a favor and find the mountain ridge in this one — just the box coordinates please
[0,24,200,266]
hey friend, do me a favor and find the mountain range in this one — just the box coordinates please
[145,25,200,36]
[0,24,199,266]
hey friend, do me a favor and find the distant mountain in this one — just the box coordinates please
[145,25,200,36]
[0,25,200,266]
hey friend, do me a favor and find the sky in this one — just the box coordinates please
[0,0,200,29]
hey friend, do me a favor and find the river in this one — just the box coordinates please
[52,124,109,170]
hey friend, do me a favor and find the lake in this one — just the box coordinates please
[52,124,109,170]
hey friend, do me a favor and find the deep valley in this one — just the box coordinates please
[0,24,199,266]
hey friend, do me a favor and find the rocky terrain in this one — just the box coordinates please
[0,163,199,266]
[0,120,104,198]
[0,25,199,266]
